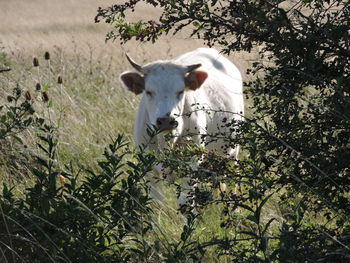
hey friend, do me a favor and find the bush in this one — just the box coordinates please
[0,71,205,262]
[95,0,350,261]
[0,1,349,261]
[1,55,156,262]
[0,129,155,262]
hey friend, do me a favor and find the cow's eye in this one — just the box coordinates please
[177,90,184,97]
[145,90,153,97]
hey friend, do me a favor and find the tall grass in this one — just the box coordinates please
[3,45,347,262]
[1,45,244,262]
[1,47,137,170]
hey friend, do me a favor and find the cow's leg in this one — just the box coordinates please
[146,164,166,201]
[174,134,203,214]
[147,173,164,201]
[176,177,193,213]
[176,175,199,214]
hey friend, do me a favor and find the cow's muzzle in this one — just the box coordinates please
[156,117,178,131]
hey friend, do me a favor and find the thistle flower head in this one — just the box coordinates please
[35,83,41,91]
[33,57,39,67]
[42,91,49,102]
[25,90,32,100]
[44,51,50,60]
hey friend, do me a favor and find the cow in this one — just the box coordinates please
[119,48,244,210]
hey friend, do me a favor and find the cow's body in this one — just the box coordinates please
[120,48,244,207]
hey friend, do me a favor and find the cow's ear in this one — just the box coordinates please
[185,71,208,90]
[120,72,144,95]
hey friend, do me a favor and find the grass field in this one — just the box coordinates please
[1,0,258,173]
[0,0,255,73]
[1,1,348,262]
[0,1,262,261]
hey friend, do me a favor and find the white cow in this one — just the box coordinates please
[120,48,244,209]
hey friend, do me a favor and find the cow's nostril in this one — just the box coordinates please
[170,120,178,128]
[157,117,177,130]
[156,119,162,126]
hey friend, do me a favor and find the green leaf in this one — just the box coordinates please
[38,135,49,143]
[47,100,53,107]
[239,230,258,238]
[36,157,49,169]
[2,183,14,200]
[42,84,49,92]
[0,129,7,138]
[32,167,47,181]
[0,114,6,123]
[259,237,268,252]
[237,203,254,213]
[48,172,59,193]
[37,143,49,154]
[262,218,276,236]
[192,21,200,28]
[13,135,23,144]
[255,193,274,225]
[41,197,50,215]
[246,214,258,224]
[6,111,14,119]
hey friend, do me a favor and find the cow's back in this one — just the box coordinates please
[173,48,243,114]
[174,48,244,156]
[174,48,241,85]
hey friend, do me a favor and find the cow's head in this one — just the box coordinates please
[120,54,208,132]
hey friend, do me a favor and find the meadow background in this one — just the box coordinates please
[2,1,347,262]
[0,1,258,262]
[0,0,256,169]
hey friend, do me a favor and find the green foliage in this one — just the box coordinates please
[0,63,156,261]
[0,83,48,180]
[96,0,350,261]
[0,127,156,262]
[0,86,36,141]
[0,0,349,261]
[0,92,208,262]
[0,45,11,70]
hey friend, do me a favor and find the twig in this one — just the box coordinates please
[0,68,11,73]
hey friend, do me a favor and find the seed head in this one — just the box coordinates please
[44,51,50,60]
[33,57,39,67]
[59,175,68,187]
[35,83,41,91]
[7,96,13,102]
[42,91,49,102]
[57,75,63,84]
[25,90,32,100]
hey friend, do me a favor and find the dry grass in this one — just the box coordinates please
[0,0,256,77]
[0,0,259,167]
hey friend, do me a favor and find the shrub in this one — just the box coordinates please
[0,130,156,262]
[0,1,349,261]
[0,53,158,262]
[95,0,350,261]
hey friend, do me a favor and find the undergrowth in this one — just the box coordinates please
[1,43,349,262]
